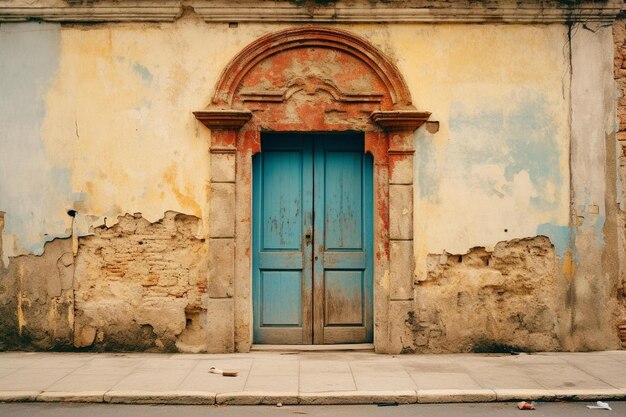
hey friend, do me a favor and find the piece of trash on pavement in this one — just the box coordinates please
[517,401,535,410]
[276,402,283,407]
[587,401,612,411]
[377,402,399,407]
[209,366,239,377]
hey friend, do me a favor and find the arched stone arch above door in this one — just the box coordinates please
[211,26,412,107]
[194,26,431,353]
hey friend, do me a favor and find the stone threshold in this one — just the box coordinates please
[250,343,375,352]
[1,389,626,405]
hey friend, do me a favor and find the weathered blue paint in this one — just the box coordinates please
[447,92,561,210]
[415,128,439,199]
[132,62,153,83]
[261,150,303,250]
[260,271,302,326]
[324,271,363,326]
[313,136,373,344]
[577,204,605,249]
[253,134,373,344]
[537,223,571,258]
[0,22,71,258]
[114,56,153,84]
[324,151,363,249]
[253,136,313,344]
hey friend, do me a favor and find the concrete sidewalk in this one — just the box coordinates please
[0,351,625,405]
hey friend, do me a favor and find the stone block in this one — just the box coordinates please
[206,298,234,352]
[388,300,413,354]
[389,184,413,240]
[389,154,413,185]
[389,132,414,152]
[208,183,235,238]
[210,152,236,183]
[208,238,234,298]
[390,240,414,300]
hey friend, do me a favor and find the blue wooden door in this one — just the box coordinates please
[253,133,373,344]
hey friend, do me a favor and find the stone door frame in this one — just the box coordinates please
[194,26,430,353]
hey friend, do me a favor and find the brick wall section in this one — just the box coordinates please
[613,18,626,348]
[73,212,209,351]
[408,237,560,353]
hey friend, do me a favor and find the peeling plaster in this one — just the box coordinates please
[0,22,71,262]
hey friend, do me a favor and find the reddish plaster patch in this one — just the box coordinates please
[365,131,389,164]
[239,130,260,155]
[211,130,237,149]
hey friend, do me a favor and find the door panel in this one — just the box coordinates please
[323,151,363,250]
[253,133,372,344]
[261,151,304,250]
[313,136,373,344]
[260,271,302,326]
[253,136,313,344]
[324,270,364,325]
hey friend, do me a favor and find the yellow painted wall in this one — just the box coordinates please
[1,17,570,264]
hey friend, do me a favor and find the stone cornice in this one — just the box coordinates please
[191,0,623,24]
[371,110,431,131]
[0,1,181,22]
[194,109,253,130]
[0,0,622,24]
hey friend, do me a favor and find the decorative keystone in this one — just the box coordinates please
[193,110,252,130]
[371,110,431,131]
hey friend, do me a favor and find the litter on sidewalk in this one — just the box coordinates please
[517,401,536,410]
[209,367,239,377]
[587,401,612,411]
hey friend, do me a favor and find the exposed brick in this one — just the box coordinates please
[74,212,209,351]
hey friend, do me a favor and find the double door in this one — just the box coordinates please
[252,133,373,344]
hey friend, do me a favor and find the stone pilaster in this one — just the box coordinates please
[372,111,428,353]
[195,110,251,352]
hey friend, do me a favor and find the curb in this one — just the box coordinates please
[416,389,496,403]
[36,391,106,403]
[298,391,417,405]
[104,391,216,405]
[216,392,299,405]
[1,389,626,405]
[0,391,40,402]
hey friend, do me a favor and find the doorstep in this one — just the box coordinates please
[250,343,375,352]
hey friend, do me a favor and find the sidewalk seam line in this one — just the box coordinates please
[347,361,358,392]
[509,360,554,391]
[173,359,199,391]
[458,362,488,389]
[241,356,253,392]
[559,356,623,391]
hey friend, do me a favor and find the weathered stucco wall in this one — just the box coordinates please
[2,20,570,261]
[0,12,622,352]
[613,17,626,349]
